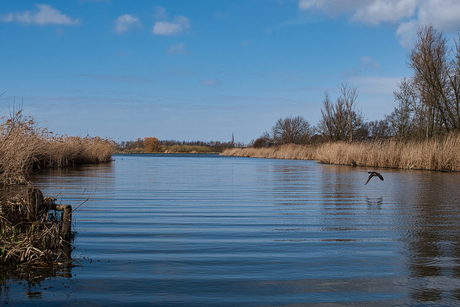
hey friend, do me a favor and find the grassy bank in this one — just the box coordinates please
[0,189,70,267]
[163,144,216,153]
[0,110,115,186]
[0,109,114,272]
[221,133,460,172]
[221,143,317,160]
[117,144,221,154]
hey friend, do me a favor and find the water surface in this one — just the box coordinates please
[3,153,460,306]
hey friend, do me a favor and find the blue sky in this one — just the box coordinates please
[1,0,460,144]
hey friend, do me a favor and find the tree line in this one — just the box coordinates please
[117,137,238,153]
[251,24,460,147]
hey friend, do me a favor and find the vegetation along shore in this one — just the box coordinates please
[221,133,460,172]
[222,25,460,173]
[0,107,115,276]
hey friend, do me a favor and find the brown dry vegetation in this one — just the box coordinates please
[0,109,114,271]
[221,133,460,172]
[222,144,317,160]
[0,192,70,267]
[0,109,115,186]
[164,144,216,153]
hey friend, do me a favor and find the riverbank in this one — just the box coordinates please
[0,110,115,186]
[117,144,222,154]
[0,110,114,275]
[221,133,460,172]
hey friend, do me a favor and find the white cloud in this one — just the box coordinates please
[152,16,190,36]
[114,14,141,33]
[360,56,381,71]
[167,43,191,55]
[351,0,417,25]
[299,0,416,24]
[417,0,460,32]
[200,78,220,87]
[214,11,229,19]
[0,4,80,25]
[153,6,167,20]
[298,0,368,16]
[396,19,419,49]
[299,0,460,49]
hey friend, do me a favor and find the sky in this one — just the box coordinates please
[1,1,460,144]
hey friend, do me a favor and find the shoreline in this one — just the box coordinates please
[220,136,460,172]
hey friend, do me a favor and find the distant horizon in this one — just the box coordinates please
[2,1,460,144]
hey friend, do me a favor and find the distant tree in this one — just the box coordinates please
[251,131,271,148]
[272,116,311,145]
[318,91,337,141]
[340,84,362,142]
[367,119,390,138]
[135,137,143,149]
[318,86,364,142]
[408,24,460,137]
[144,137,161,152]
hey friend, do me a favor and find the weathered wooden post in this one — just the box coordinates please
[27,187,39,222]
[51,204,72,237]
[62,204,72,237]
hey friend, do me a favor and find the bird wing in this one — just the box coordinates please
[365,174,372,185]
[377,174,384,181]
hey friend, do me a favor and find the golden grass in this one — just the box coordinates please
[164,144,216,153]
[221,133,460,172]
[0,191,69,267]
[0,110,115,186]
[222,144,317,160]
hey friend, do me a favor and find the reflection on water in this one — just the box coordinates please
[3,153,460,306]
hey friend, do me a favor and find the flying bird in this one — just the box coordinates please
[365,172,384,185]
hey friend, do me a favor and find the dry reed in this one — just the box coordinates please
[0,191,70,267]
[164,144,215,153]
[221,133,460,172]
[222,144,317,160]
[0,110,115,186]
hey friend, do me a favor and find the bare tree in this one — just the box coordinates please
[361,119,390,139]
[408,25,460,136]
[340,84,361,142]
[387,77,418,141]
[272,116,311,145]
[251,131,271,148]
[318,91,347,141]
[318,91,335,140]
[318,86,363,142]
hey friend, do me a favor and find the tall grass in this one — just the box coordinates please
[164,144,216,153]
[221,133,460,172]
[0,192,67,266]
[0,109,115,186]
[222,144,317,160]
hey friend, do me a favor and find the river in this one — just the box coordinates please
[3,153,460,306]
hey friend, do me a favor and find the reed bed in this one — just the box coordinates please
[222,144,317,160]
[0,191,70,267]
[221,133,460,172]
[0,110,115,186]
[164,144,216,153]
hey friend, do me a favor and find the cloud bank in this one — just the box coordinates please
[152,7,190,36]
[167,43,191,55]
[153,16,190,36]
[1,4,80,25]
[200,78,220,87]
[114,14,141,33]
[298,0,460,48]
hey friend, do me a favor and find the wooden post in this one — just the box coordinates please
[51,204,72,237]
[27,187,37,222]
[62,205,72,237]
